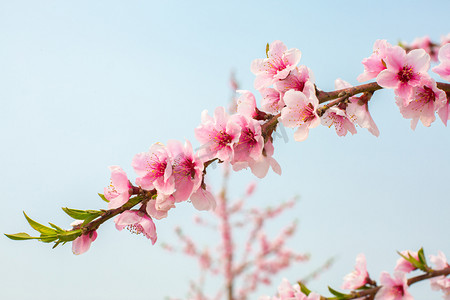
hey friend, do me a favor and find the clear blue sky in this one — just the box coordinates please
[1,1,449,299]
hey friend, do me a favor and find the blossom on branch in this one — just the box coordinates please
[195,106,240,162]
[433,43,450,82]
[341,253,369,290]
[321,106,357,137]
[115,209,157,244]
[395,77,447,130]
[132,143,175,195]
[251,40,301,90]
[334,78,380,136]
[280,82,320,142]
[430,251,450,299]
[377,46,430,104]
[394,250,419,273]
[358,39,392,82]
[71,220,97,255]
[104,166,132,209]
[375,272,413,300]
[167,140,204,203]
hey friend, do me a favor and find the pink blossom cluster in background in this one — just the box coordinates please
[162,167,312,300]
[261,250,450,300]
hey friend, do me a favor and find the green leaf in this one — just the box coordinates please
[265,43,270,58]
[418,247,427,266]
[57,229,81,242]
[4,232,39,240]
[39,234,58,243]
[48,222,64,232]
[82,214,99,226]
[23,212,56,235]
[328,286,348,298]
[98,193,109,203]
[298,281,311,296]
[62,207,101,221]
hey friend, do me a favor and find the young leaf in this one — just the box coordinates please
[23,212,56,235]
[328,286,348,299]
[266,43,270,58]
[298,281,311,296]
[57,229,81,242]
[48,222,64,232]
[62,207,101,220]
[418,247,428,266]
[98,193,109,203]
[4,232,39,240]
[39,234,58,243]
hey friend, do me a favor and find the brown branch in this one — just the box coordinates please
[82,189,156,233]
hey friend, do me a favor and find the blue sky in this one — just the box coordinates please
[1,1,449,299]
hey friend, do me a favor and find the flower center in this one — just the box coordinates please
[239,128,257,148]
[416,86,435,103]
[147,155,167,179]
[126,223,144,235]
[174,156,197,179]
[392,285,404,297]
[214,130,233,147]
[397,65,414,83]
[300,103,316,123]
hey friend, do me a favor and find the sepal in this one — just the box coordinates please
[328,286,350,299]
[298,281,311,296]
[62,207,102,223]
[98,193,109,203]
[397,247,429,272]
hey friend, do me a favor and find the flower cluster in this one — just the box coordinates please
[261,249,450,300]
[8,37,450,266]
[359,39,449,129]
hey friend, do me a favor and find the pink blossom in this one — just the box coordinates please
[194,106,240,162]
[430,276,450,300]
[246,140,282,178]
[275,278,306,300]
[260,88,284,114]
[132,143,175,195]
[375,272,413,300]
[358,40,392,82]
[438,98,450,127]
[395,77,447,130]
[167,140,204,203]
[154,193,176,212]
[341,253,369,290]
[321,106,357,136]
[441,34,450,46]
[199,249,212,270]
[409,36,438,61]
[230,114,264,167]
[280,82,320,142]
[377,46,430,103]
[433,43,450,81]
[236,90,258,118]
[335,78,380,136]
[190,186,216,211]
[72,228,97,255]
[115,210,157,244]
[146,198,171,220]
[274,66,314,96]
[429,251,450,299]
[251,40,301,90]
[395,250,419,273]
[260,278,321,300]
[104,166,132,209]
[430,251,450,270]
